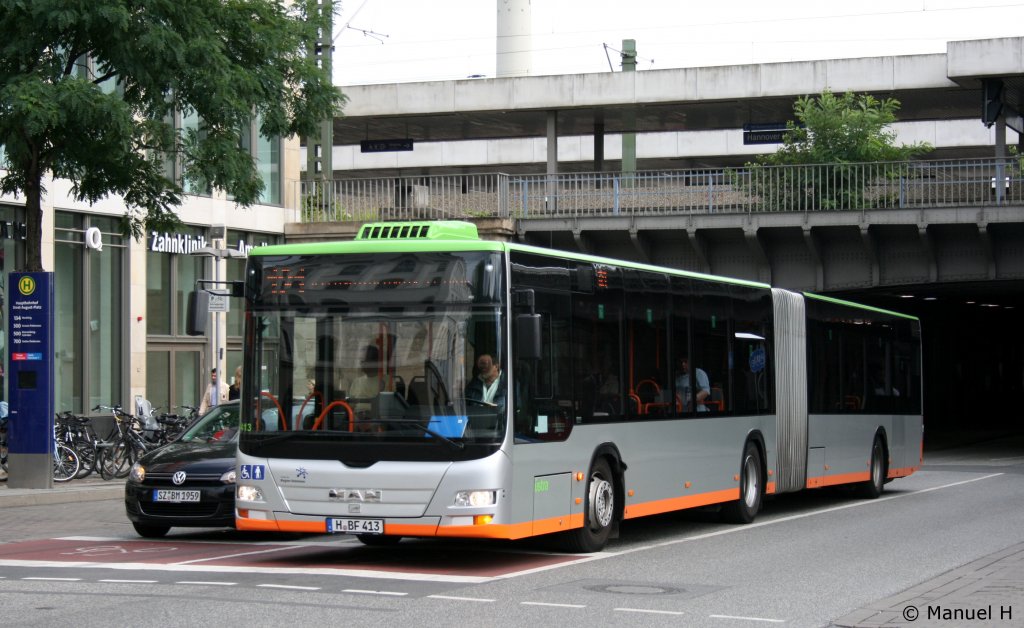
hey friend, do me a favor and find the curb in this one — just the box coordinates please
[0,484,125,507]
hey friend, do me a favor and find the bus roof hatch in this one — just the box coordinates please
[356,221,480,241]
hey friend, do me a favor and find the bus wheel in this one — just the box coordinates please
[722,441,763,524]
[562,458,616,553]
[356,534,402,547]
[857,436,887,499]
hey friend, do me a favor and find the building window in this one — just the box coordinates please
[146,225,207,411]
[54,212,126,413]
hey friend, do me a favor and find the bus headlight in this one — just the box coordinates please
[236,485,264,502]
[128,463,145,483]
[454,490,496,507]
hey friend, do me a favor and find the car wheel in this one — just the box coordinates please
[132,522,171,538]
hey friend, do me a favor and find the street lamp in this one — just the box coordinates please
[191,243,247,402]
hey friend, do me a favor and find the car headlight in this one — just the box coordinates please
[236,485,264,502]
[454,490,496,507]
[220,469,236,484]
[129,462,145,483]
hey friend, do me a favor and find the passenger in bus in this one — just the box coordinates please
[580,358,620,417]
[465,352,506,409]
[675,356,710,412]
[348,345,382,412]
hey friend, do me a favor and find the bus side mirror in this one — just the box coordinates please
[186,290,209,336]
[515,314,542,361]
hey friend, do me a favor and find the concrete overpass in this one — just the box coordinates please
[318,37,1024,176]
[294,37,1024,433]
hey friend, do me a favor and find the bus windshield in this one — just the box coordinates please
[239,251,507,463]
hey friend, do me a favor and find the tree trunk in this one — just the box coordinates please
[24,167,44,272]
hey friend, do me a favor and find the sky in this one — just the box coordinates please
[331,0,1024,86]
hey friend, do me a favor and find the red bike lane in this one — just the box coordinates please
[0,537,584,580]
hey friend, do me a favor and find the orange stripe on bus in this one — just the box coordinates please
[623,488,740,519]
[235,518,327,533]
[887,466,918,479]
[385,523,439,537]
[805,471,870,489]
[435,513,586,539]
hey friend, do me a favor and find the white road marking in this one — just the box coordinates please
[175,581,237,586]
[427,594,496,602]
[258,584,321,591]
[0,560,488,583]
[15,472,1003,587]
[710,614,785,623]
[99,579,158,584]
[342,588,408,596]
[174,545,301,565]
[521,601,586,608]
[615,607,686,615]
[22,577,80,582]
[491,473,1005,580]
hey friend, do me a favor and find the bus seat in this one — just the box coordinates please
[407,376,427,405]
[704,386,724,412]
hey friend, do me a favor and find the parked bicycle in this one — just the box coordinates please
[0,417,79,481]
[93,405,162,480]
[52,424,80,482]
[55,411,100,479]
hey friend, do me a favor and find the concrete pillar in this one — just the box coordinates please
[621,39,637,185]
[546,110,558,211]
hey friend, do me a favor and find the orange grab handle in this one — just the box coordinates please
[311,400,355,432]
[260,391,286,431]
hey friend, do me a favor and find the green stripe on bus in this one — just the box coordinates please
[803,292,919,321]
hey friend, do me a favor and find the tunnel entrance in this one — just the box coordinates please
[835,281,1024,446]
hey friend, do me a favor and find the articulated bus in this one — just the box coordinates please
[234,221,922,551]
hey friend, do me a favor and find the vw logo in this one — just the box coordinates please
[171,471,187,485]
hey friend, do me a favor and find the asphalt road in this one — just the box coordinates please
[1,437,1023,627]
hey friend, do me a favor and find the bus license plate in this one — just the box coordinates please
[326,518,383,535]
[153,489,201,502]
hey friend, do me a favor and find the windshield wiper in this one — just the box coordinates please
[379,419,465,450]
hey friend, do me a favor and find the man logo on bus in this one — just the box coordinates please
[18,276,35,296]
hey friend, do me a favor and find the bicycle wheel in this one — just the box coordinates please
[73,438,97,479]
[53,444,80,482]
[99,442,130,480]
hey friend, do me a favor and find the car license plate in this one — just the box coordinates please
[153,489,201,503]
[326,518,383,535]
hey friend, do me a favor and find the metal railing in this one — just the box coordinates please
[296,157,1024,223]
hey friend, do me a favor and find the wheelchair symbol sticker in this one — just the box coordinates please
[240,465,265,480]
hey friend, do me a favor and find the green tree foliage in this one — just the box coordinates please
[0,0,345,270]
[746,90,932,210]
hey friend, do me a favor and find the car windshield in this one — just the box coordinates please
[179,403,240,443]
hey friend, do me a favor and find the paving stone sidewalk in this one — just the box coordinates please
[833,542,1024,627]
[0,474,124,507]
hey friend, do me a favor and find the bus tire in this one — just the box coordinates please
[857,435,887,499]
[562,457,616,553]
[721,441,763,524]
[356,534,402,547]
